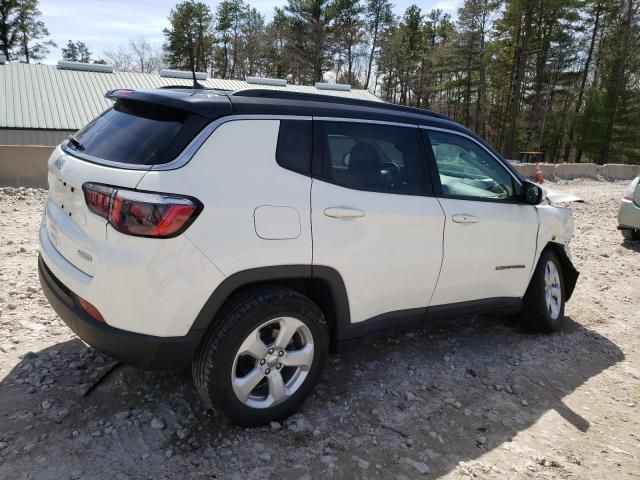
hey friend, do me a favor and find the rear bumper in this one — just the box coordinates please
[38,254,203,371]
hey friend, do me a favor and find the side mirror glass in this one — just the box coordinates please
[523,181,543,205]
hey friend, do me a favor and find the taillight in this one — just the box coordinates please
[82,183,202,238]
[84,183,114,217]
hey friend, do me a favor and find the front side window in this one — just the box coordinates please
[425,130,515,200]
[316,121,425,194]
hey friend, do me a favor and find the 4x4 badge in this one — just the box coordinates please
[53,156,65,170]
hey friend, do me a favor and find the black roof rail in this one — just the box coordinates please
[230,88,447,120]
[158,84,219,91]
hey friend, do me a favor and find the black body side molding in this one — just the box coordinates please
[335,297,522,351]
[188,265,523,353]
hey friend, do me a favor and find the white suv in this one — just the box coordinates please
[38,88,579,426]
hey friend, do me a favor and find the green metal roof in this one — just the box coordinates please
[0,63,381,131]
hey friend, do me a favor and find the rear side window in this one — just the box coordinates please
[276,120,312,174]
[315,121,426,194]
[66,100,209,166]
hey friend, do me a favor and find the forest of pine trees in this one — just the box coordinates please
[161,0,640,164]
[1,0,639,163]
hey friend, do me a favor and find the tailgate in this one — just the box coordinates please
[44,146,148,276]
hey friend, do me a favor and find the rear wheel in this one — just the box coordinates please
[520,249,565,332]
[193,285,329,426]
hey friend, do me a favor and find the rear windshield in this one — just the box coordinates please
[65,99,209,166]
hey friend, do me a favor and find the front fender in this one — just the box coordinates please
[534,205,579,301]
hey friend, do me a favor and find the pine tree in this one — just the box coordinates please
[163,0,214,73]
[364,0,393,89]
[13,0,55,62]
[264,8,291,79]
[213,0,245,78]
[285,0,334,83]
[0,0,17,60]
[62,40,91,62]
[329,0,365,86]
[241,7,266,77]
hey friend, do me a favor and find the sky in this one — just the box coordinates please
[39,0,463,65]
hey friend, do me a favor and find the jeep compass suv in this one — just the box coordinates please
[39,88,579,426]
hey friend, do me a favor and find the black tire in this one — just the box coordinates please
[519,249,565,332]
[621,228,640,241]
[192,285,329,427]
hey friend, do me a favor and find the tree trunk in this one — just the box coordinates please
[22,35,28,63]
[564,1,602,162]
[365,18,379,88]
[505,6,533,159]
[463,49,473,127]
[599,0,633,165]
[347,35,353,85]
[474,12,487,135]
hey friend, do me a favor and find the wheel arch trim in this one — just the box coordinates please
[545,242,579,301]
[189,265,351,346]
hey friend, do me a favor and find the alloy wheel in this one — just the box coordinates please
[544,260,562,320]
[231,317,314,409]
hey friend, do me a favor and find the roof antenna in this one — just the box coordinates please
[191,64,205,89]
[188,43,205,89]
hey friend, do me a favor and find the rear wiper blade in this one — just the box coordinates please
[67,135,85,151]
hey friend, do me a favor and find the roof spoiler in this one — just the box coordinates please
[105,89,135,100]
[102,88,232,120]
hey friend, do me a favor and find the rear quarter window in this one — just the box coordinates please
[65,100,209,166]
[276,120,312,175]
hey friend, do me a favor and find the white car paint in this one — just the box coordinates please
[39,118,576,340]
[40,146,225,337]
[311,179,446,324]
[429,198,539,306]
[534,204,575,265]
[253,206,301,240]
[137,120,313,276]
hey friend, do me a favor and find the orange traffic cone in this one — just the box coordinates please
[535,163,544,183]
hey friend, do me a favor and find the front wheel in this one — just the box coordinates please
[192,285,329,426]
[520,249,565,332]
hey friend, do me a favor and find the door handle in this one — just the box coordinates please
[452,214,478,224]
[324,207,365,218]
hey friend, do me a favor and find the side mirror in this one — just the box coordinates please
[522,181,543,205]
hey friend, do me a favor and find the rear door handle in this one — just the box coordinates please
[324,207,365,219]
[452,214,478,224]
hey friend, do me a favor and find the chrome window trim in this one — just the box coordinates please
[313,116,419,129]
[59,114,514,183]
[153,114,312,171]
[60,115,312,172]
[419,125,522,186]
[312,116,434,197]
[60,144,154,171]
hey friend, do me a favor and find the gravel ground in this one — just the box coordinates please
[0,180,638,480]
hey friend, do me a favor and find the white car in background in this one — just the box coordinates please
[38,88,579,426]
[619,176,640,241]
